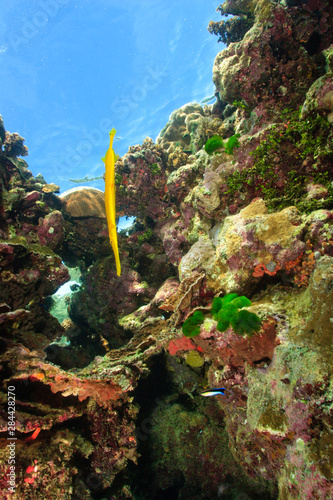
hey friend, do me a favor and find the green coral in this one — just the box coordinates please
[224,133,241,154]
[212,293,260,336]
[204,135,224,154]
[182,293,261,338]
[182,310,205,337]
[204,133,241,155]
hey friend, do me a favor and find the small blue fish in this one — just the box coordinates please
[200,387,225,397]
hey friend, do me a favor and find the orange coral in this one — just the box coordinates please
[294,251,316,287]
[25,428,41,443]
[253,262,281,277]
[49,376,122,407]
[284,253,304,273]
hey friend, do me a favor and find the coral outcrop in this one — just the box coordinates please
[1,1,333,499]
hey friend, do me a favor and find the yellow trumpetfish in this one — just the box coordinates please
[102,128,121,276]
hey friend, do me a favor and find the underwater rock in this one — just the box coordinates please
[301,73,333,122]
[179,237,216,281]
[208,8,254,46]
[59,186,113,268]
[0,240,69,310]
[0,115,6,147]
[192,167,224,216]
[36,210,65,252]
[69,254,157,349]
[168,252,333,498]
[179,198,306,292]
[0,239,69,353]
[41,182,60,193]
[213,3,317,110]
[115,137,171,222]
[157,102,227,157]
[61,216,112,269]
[157,217,190,266]
[298,254,333,366]
[0,344,141,495]
[3,130,28,158]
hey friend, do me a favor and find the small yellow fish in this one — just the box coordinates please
[102,128,121,276]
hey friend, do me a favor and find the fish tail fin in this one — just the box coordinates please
[116,259,121,276]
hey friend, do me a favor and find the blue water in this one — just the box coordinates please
[0,0,223,194]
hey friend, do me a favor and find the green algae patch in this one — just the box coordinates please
[225,111,333,213]
[182,310,205,337]
[182,293,261,339]
[205,133,241,155]
[28,242,58,257]
[0,237,58,258]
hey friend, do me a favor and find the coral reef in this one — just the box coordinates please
[156,102,207,154]
[1,0,333,498]
[60,187,106,218]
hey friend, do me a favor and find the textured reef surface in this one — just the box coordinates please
[1,1,333,499]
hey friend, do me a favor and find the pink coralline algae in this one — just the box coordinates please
[116,138,170,221]
[168,336,204,355]
[213,319,279,367]
[212,3,321,110]
[157,217,190,265]
[36,210,65,251]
